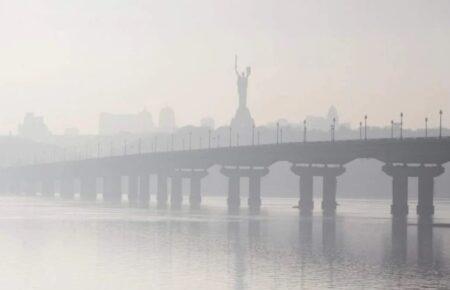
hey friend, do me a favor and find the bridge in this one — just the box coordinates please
[1,137,449,217]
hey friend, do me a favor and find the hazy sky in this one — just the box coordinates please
[0,0,449,134]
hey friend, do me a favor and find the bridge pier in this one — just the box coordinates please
[41,179,55,198]
[169,169,209,209]
[157,173,168,209]
[247,168,269,212]
[291,165,345,216]
[138,174,150,208]
[383,164,444,217]
[80,176,97,201]
[417,165,444,217]
[23,179,37,196]
[189,170,208,209]
[291,166,314,215]
[221,167,268,212]
[103,175,121,204]
[60,178,75,200]
[170,175,183,209]
[383,164,409,216]
[128,175,138,206]
[322,167,345,216]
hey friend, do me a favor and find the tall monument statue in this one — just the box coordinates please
[230,55,255,140]
[235,55,251,109]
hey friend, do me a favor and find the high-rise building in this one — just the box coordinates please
[158,106,176,132]
[18,113,51,141]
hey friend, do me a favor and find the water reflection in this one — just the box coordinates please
[0,197,449,289]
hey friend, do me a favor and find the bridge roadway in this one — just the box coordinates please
[1,137,450,216]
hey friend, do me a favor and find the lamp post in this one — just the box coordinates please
[439,110,443,139]
[425,117,428,138]
[189,132,192,151]
[257,130,260,145]
[333,117,336,142]
[208,129,211,149]
[390,120,394,139]
[276,122,280,144]
[400,112,403,140]
[364,115,367,140]
[359,122,362,140]
[280,128,283,144]
[303,120,307,143]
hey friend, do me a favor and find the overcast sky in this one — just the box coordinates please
[0,0,449,134]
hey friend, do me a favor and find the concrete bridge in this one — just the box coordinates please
[1,137,450,217]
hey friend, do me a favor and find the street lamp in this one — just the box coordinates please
[280,128,283,144]
[390,120,394,139]
[364,115,367,140]
[400,112,403,140]
[208,129,211,149]
[303,120,307,143]
[189,132,192,151]
[359,122,362,140]
[425,117,428,138]
[439,110,443,139]
[276,122,280,144]
[333,117,336,142]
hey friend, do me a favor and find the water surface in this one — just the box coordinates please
[0,196,449,290]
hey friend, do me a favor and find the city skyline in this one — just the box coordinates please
[0,0,449,134]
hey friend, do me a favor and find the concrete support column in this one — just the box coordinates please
[291,165,315,215]
[299,174,314,214]
[170,176,182,209]
[80,176,96,201]
[24,180,37,196]
[322,174,337,216]
[227,175,240,211]
[383,164,409,217]
[321,166,345,216]
[157,173,168,209]
[128,175,138,207]
[103,175,122,204]
[60,178,75,200]
[417,165,444,217]
[248,176,261,210]
[41,179,55,198]
[138,174,150,208]
[247,168,268,212]
[189,176,202,209]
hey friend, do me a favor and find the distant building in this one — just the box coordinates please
[64,128,80,136]
[200,117,215,129]
[306,106,339,131]
[18,113,51,140]
[159,107,176,132]
[99,109,154,135]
